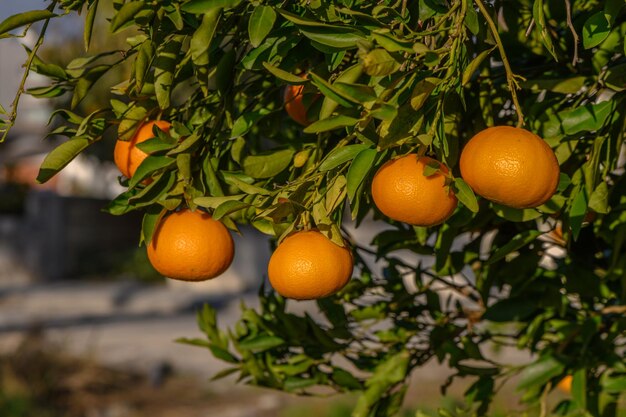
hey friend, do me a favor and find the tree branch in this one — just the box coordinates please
[474,0,525,127]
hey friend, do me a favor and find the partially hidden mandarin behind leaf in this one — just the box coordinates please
[557,376,572,394]
[371,154,458,226]
[114,120,171,179]
[284,83,312,126]
[147,209,234,281]
[268,230,353,300]
[459,126,559,209]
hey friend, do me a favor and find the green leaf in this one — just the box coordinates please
[571,369,587,410]
[493,204,542,222]
[37,138,91,183]
[361,49,401,76]
[569,186,588,240]
[582,11,611,49]
[129,171,177,208]
[26,85,67,98]
[278,10,365,49]
[333,82,377,103]
[462,47,495,86]
[602,375,626,393]
[488,230,543,264]
[84,0,99,50]
[532,0,557,60]
[588,181,609,214]
[181,0,242,13]
[284,376,317,391]
[222,172,271,195]
[370,31,415,53]
[331,367,363,390]
[452,178,478,213]
[319,64,363,119]
[213,200,249,220]
[22,46,67,80]
[231,110,269,138]
[248,6,276,48]
[154,36,182,109]
[309,72,359,108]
[71,65,110,109]
[110,1,144,33]
[140,206,165,246]
[464,3,480,35]
[195,194,246,209]
[0,10,57,38]
[522,76,589,94]
[129,156,176,188]
[560,100,616,135]
[318,144,371,172]
[190,10,221,66]
[262,62,307,84]
[347,148,377,203]
[243,149,294,179]
[517,356,565,391]
[303,115,358,134]
[409,78,439,111]
[238,335,285,351]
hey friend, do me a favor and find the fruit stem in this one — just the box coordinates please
[474,0,526,127]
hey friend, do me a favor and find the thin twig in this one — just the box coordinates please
[474,0,525,127]
[525,18,535,37]
[564,0,579,66]
[602,305,626,314]
[539,381,552,417]
[400,0,408,33]
[1,2,57,142]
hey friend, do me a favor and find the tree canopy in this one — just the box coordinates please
[1,0,625,416]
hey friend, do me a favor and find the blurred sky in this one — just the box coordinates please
[0,0,51,20]
[1,1,81,111]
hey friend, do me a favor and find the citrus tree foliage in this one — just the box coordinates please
[1,0,626,415]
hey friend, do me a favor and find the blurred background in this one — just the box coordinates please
[0,2,568,416]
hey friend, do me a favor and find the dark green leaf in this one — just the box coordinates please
[84,0,99,50]
[129,156,176,188]
[141,206,165,246]
[483,297,537,322]
[347,148,377,203]
[110,1,144,33]
[517,356,565,391]
[190,9,221,66]
[37,138,91,183]
[582,11,611,49]
[238,335,285,351]
[488,230,543,264]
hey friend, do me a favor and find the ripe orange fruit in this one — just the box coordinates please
[114,120,171,179]
[268,230,353,300]
[147,209,234,281]
[371,154,458,226]
[557,375,572,393]
[460,126,559,209]
[284,83,312,126]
